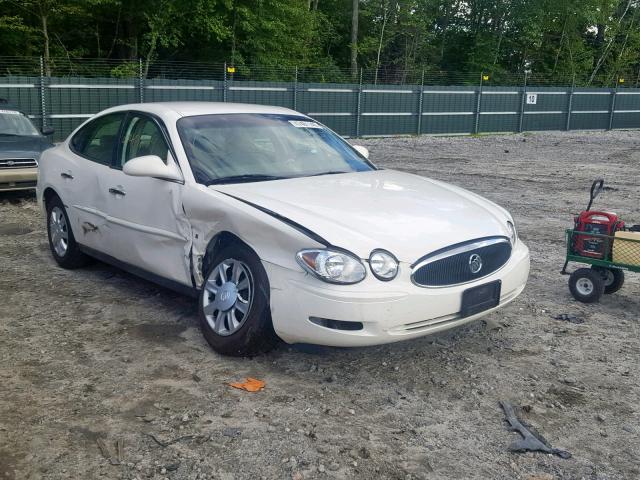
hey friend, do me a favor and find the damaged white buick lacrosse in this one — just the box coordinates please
[37,102,530,355]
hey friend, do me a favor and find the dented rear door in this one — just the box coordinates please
[63,112,126,253]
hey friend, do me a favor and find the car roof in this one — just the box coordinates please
[102,102,303,118]
[0,99,24,114]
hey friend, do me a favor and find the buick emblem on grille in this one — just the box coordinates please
[469,254,483,274]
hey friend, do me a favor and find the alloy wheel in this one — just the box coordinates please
[202,259,254,336]
[49,206,69,257]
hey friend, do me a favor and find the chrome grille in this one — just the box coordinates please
[0,158,37,169]
[412,237,512,287]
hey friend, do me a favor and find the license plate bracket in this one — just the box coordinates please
[461,280,502,318]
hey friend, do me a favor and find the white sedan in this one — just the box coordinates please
[37,102,530,356]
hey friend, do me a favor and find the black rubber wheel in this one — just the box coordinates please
[568,268,605,303]
[46,195,90,269]
[592,266,625,294]
[198,244,279,356]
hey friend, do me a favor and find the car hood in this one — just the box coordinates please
[0,135,51,159]
[212,169,512,263]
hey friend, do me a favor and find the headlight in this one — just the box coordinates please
[296,248,366,284]
[507,220,517,245]
[369,249,399,281]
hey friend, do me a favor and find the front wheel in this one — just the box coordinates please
[198,244,278,356]
[592,266,625,294]
[569,268,604,303]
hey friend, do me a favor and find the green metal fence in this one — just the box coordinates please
[1,57,639,141]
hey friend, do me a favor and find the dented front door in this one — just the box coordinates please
[95,113,192,286]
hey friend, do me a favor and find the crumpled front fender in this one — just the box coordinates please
[182,184,324,287]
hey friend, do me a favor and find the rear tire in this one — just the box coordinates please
[46,195,90,269]
[569,268,604,303]
[198,244,279,356]
[592,266,625,294]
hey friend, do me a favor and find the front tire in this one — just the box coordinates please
[592,266,625,294]
[569,268,604,303]
[198,244,278,356]
[46,195,90,269]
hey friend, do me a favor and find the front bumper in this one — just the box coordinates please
[0,167,38,191]
[265,240,530,346]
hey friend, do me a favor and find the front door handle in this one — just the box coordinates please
[60,171,74,179]
[108,186,126,196]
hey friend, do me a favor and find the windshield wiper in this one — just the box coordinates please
[206,174,289,185]
[306,170,350,177]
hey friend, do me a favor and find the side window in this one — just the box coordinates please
[118,115,169,168]
[70,113,125,165]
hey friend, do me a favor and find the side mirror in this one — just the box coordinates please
[123,155,183,182]
[41,126,55,136]
[352,145,369,159]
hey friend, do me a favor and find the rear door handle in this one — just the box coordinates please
[60,171,74,179]
[108,186,126,196]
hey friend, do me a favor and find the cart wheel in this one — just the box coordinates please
[569,268,605,303]
[591,266,625,294]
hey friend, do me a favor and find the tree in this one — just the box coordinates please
[3,0,78,74]
[1,0,639,84]
[351,0,358,78]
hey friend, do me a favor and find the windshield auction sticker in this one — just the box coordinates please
[289,120,322,129]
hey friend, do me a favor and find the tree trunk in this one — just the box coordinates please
[374,1,388,84]
[439,3,450,63]
[41,12,51,76]
[231,5,237,65]
[106,4,121,58]
[552,12,569,74]
[351,0,359,79]
[95,24,101,58]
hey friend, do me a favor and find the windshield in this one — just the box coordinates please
[177,113,374,184]
[0,110,40,136]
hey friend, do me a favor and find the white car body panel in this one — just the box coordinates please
[212,169,512,263]
[37,101,530,347]
[90,164,192,285]
[266,241,529,345]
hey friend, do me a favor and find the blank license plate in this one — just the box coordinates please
[461,280,501,318]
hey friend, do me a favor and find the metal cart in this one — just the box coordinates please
[562,180,640,303]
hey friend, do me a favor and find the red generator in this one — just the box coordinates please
[573,179,624,259]
[573,211,622,259]
[573,181,624,259]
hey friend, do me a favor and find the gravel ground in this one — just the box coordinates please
[1,130,639,480]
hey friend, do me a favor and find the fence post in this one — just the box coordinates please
[565,75,574,131]
[39,56,47,130]
[355,68,363,138]
[518,71,528,133]
[608,77,618,130]
[416,69,424,135]
[223,63,228,102]
[474,72,484,134]
[293,66,298,111]
[138,58,144,103]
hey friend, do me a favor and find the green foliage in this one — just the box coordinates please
[0,15,39,57]
[0,0,638,84]
[110,61,139,78]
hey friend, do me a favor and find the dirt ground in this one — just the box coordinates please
[1,130,639,480]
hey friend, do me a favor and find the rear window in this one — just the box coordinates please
[70,113,125,165]
[0,109,40,136]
